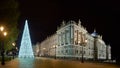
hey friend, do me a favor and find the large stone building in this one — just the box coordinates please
[35,19,111,60]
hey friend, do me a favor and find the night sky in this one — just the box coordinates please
[18,0,120,60]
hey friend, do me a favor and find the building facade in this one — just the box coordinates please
[36,19,111,60]
[37,34,58,57]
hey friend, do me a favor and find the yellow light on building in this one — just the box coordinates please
[43,48,46,50]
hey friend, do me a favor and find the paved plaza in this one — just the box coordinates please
[0,57,119,68]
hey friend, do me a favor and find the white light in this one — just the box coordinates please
[53,45,55,48]
[78,41,81,44]
[12,42,15,46]
[43,48,46,50]
[18,20,34,58]
[16,47,18,50]
[85,39,87,43]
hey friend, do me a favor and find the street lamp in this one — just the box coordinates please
[3,32,7,36]
[43,48,46,56]
[80,39,87,63]
[52,45,57,59]
[0,26,4,31]
[12,42,15,46]
[54,45,57,59]
[12,42,16,59]
[0,26,7,65]
[78,33,87,63]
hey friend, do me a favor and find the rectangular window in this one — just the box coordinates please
[66,50,68,53]
[74,30,78,45]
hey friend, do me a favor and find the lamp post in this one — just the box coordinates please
[12,42,16,59]
[55,45,57,59]
[52,45,57,59]
[43,48,46,57]
[54,45,56,59]
[79,33,87,63]
[81,39,87,63]
[81,43,84,63]
[0,26,7,65]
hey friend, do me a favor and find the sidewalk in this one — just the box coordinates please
[0,58,19,68]
[0,57,119,68]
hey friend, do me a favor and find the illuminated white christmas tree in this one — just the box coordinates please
[19,20,34,58]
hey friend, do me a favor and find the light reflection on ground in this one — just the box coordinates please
[19,58,35,68]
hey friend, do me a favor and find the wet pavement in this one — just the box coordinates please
[0,57,119,68]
